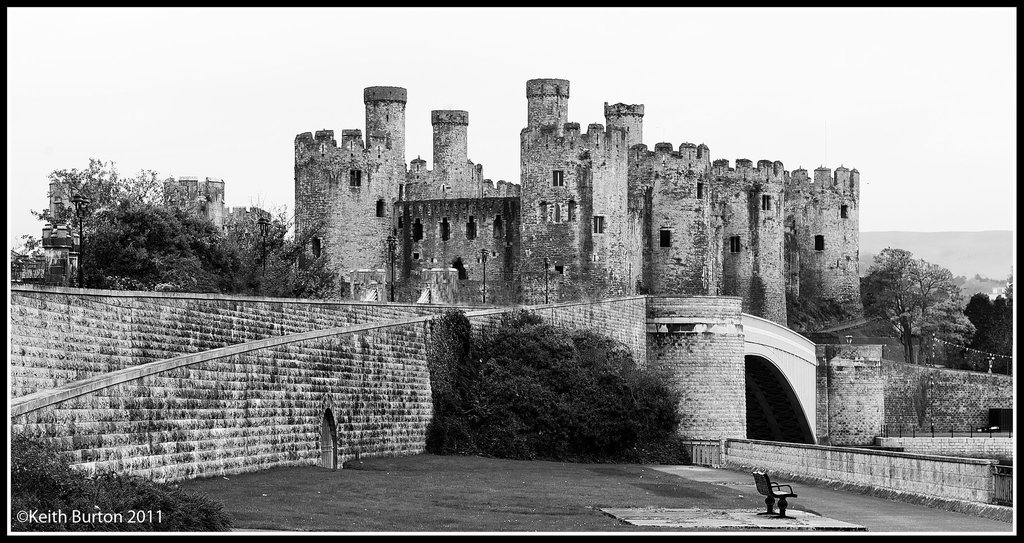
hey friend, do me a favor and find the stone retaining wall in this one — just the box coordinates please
[723,438,999,505]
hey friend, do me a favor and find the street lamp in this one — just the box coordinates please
[543,256,549,304]
[257,216,270,275]
[480,248,488,304]
[386,235,398,302]
[71,193,90,288]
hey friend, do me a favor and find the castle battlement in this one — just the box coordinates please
[363,86,407,103]
[431,110,469,125]
[296,77,863,323]
[526,78,570,98]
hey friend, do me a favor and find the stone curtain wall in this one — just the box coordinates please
[529,296,648,367]
[646,296,746,440]
[10,287,650,482]
[882,360,1013,431]
[724,439,1000,506]
[876,437,1013,460]
[11,321,434,482]
[9,285,449,397]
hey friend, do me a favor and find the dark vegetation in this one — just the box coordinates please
[425,309,688,464]
[10,434,232,532]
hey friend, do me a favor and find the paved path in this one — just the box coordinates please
[649,465,1014,533]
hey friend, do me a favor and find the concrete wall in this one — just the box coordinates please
[876,437,1013,460]
[724,439,1000,505]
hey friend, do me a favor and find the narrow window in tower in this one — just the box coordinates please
[349,170,362,187]
[412,252,420,260]
[593,216,606,234]
[555,265,565,275]
[493,215,504,239]
[376,199,385,217]
[762,195,771,211]
[466,216,477,240]
[815,235,825,251]
[568,200,577,222]
[729,236,741,253]
[696,182,704,199]
[398,217,404,229]
[841,205,849,219]
[660,229,672,247]
[554,203,561,223]
[440,218,450,241]
[552,170,565,186]
[312,237,322,259]
[413,219,423,242]
[539,201,548,222]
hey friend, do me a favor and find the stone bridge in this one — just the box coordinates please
[9,286,1012,482]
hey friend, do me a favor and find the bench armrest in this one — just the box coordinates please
[772,483,794,493]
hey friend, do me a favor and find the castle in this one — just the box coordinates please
[294,79,862,324]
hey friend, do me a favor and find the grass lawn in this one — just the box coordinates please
[179,454,757,532]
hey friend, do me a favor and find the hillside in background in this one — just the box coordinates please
[859,231,1013,295]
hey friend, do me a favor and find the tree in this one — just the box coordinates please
[84,199,237,292]
[862,248,974,364]
[964,292,1012,360]
[221,206,337,299]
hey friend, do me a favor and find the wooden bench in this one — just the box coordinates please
[752,470,798,518]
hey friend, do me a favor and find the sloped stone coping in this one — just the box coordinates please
[10,296,647,418]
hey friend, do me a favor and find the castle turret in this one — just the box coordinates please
[785,165,863,317]
[431,110,470,191]
[604,102,645,148]
[713,158,788,324]
[363,86,407,161]
[526,78,570,132]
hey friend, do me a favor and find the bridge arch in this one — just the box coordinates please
[741,314,818,443]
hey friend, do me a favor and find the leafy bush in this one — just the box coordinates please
[426,310,683,463]
[10,434,233,532]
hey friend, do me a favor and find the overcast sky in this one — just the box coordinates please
[6,7,1017,251]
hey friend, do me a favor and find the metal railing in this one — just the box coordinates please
[993,465,1013,506]
[681,439,722,468]
[881,424,1012,439]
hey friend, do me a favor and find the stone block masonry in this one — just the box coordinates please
[646,296,746,440]
[10,287,651,482]
[881,360,1013,431]
[724,439,1003,510]
[876,437,1013,460]
[9,285,450,397]
[815,344,884,446]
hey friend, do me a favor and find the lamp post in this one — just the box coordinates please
[71,193,90,288]
[543,256,549,304]
[257,216,270,275]
[480,248,488,304]
[386,235,397,302]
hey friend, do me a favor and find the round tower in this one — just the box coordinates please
[716,159,787,324]
[525,78,570,131]
[604,102,645,148]
[431,110,470,190]
[364,86,407,162]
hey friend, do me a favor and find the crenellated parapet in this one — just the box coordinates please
[784,164,862,315]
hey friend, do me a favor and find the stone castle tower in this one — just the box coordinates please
[294,78,863,324]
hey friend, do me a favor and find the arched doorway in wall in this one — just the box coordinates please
[320,408,338,470]
[451,257,467,280]
[744,355,814,443]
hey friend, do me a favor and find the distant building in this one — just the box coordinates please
[163,176,226,229]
